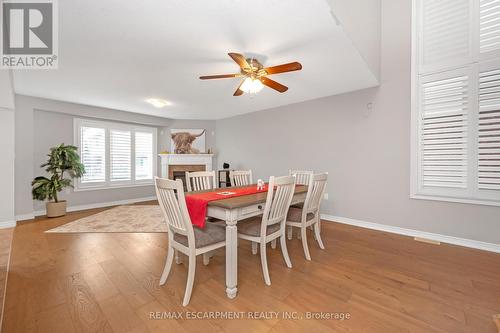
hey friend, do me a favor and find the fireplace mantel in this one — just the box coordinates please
[158,154,214,178]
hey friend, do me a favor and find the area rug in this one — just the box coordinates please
[46,205,167,233]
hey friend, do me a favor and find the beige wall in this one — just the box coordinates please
[215,0,500,245]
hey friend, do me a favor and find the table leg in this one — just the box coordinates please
[225,210,238,299]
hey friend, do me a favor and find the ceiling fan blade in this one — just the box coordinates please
[263,62,302,75]
[233,80,244,96]
[199,74,240,80]
[260,77,288,93]
[228,53,250,69]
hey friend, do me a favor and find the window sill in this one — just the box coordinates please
[74,182,154,192]
[411,194,500,207]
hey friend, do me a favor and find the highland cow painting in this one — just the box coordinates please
[170,129,206,154]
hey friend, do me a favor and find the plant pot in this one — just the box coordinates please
[46,200,67,218]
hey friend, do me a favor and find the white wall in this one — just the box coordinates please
[16,95,216,218]
[32,110,160,212]
[0,71,15,228]
[0,110,15,228]
[325,0,381,80]
[215,0,500,245]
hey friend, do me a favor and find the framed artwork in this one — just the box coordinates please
[170,129,206,154]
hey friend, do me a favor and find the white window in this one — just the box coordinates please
[412,0,500,205]
[135,131,154,180]
[110,130,132,182]
[80,126,106,183]
[74,118,157,190]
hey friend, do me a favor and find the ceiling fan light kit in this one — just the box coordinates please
[240,77,264,94]
[199,52,302,96]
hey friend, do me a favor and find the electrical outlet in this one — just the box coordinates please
[323,193,329,200]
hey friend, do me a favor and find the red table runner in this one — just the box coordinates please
[185,185,268,228]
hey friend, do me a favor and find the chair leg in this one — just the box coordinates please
[175,249,182,264]
[493,314,500,332]
[297,229,302,240]
[260,242,271,286]
[202,253,210,266]
[251,241,258,255]
[314,221,325,250]
[159,245,174,285]
[271,239,277,249]
[287,225,293,240]
[280,235,292,268]
[182,254,196,306]
[301,227,311,261]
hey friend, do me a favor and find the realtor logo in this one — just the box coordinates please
[1,0,58,69]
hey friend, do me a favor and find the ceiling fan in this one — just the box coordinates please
[199,53,302,96]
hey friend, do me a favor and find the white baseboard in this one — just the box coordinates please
[15,213,35,222]
[19,196,158,220]
[321,214,500,254]
[0,220,16,229]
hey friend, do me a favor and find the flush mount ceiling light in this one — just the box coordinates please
[145,98,171,108]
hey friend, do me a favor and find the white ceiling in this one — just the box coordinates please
[12,0,379,120]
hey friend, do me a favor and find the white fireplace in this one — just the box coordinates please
[158,154,214,179]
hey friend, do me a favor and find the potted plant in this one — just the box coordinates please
[32,144,85,217]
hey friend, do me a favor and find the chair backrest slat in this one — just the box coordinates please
[229,170,253,186]
[185,171,216,192]
[261,176,296,231]
[289,170,313,186]
[155,177,195,240]
[304,173,328,215]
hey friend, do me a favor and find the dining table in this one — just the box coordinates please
[193,184,308,299]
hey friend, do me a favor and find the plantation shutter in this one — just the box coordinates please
[135,131,153,180]
[420,0,471,72]
[110,130,131,181]
[480,0,500,54]
[478,66,500,190]
[419,73,469,190]
[80,126,106,183]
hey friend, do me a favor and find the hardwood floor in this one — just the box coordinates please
[2,203,500,332]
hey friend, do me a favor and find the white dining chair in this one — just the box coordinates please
[237,175,295,285]
[155,177,226,306]
[229,170,253,186]
[289,169,313,186]
[185,170,217,192]
[286,173,327,260]
[287,170,314,239]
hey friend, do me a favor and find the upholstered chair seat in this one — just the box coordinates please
[286,207,314,222]
[238,216,281,237]
[173,223,226,248]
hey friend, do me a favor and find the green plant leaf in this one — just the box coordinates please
[31,144,86,202]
